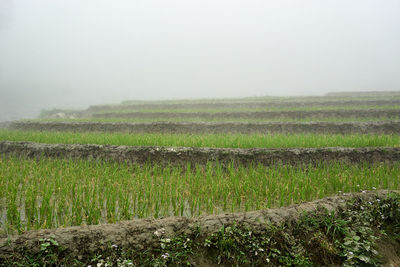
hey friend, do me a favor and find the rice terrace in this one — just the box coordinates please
[1,92,400,266]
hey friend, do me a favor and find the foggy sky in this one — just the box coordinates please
[1,0,400,120]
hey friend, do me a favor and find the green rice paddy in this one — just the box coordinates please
[2,94,400,236]
[90,105,400,114]
[1,130,399,148]
[1,156,399,234]
[118,95,400,105]
[33,117,400,123]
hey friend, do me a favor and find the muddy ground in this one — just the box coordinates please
[9,121,400,134]
[1,141,400,166]
[86,99,400,113]
[1,191,399,265]
[92,109,400,119]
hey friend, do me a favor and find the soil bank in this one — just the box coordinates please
[1,141,400,166]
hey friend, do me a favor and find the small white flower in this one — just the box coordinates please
[161,253,169,259]
[154,228,166,237]
[361,190,367,194]
[377,199,381,202]
[372,187,376,190]
[357,184,360,187]
[111,244,118,249]
[122,260,134,266]
[347,251,354,259]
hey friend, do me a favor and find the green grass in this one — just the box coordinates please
[1,130,399,148]
[91,105,400,114]
[26,116,400,124]
[1,156,399,234]
[119,95,400,105]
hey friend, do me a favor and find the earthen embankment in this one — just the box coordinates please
[1,141,399,166]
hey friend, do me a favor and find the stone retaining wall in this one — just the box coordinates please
[1,141,399,166]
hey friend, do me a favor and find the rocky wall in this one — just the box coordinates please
[1,141,400,166]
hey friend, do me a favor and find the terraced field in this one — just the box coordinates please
[1,93,400,266]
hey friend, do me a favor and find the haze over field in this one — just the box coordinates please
[1,0,400,121]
